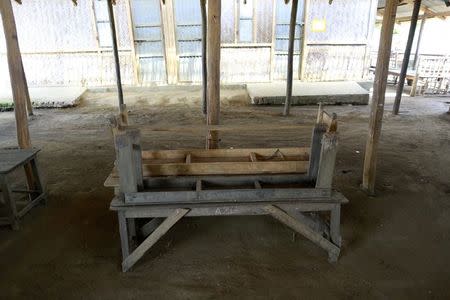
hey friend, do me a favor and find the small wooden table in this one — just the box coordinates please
[0,148,46,230]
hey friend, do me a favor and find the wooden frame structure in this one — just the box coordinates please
[105,106,348,272]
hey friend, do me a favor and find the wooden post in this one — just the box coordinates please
[107,0,125,115]
[200,0,207,115]
[413,17,426,70]
[392,0,421,115]
[283,0,299,116]
[299,0,309,80]
[0,0,32,147]
[362,0,398,194]
[206,0,221,149]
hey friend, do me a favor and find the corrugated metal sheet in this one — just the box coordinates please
[308,0,373,43]
[222,0,235,43]
[221,47,271,82]
[0,0,376,87]
[0,52,135,87]
[273,54,300,80]
[130,0,166,84]
[273,0,303,80]
[256,0,273,43]
[179,56,202,82]
[304,45,366,81]
[8,0,97,51]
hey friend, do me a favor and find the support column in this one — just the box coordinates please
[362,0,398,194]
[206,0,221,149]
[392,0,421,115]
[283,0,299,116]
[107,0,125,117]
[200,0,207,115]
[0,0,32,147]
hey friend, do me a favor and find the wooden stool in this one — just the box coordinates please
[0,148,47,230]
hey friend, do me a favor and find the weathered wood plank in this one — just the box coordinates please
[131,124,312,135]
[105,173,310,188]
[316,133,338,189]
[142,147,309,160]
[115,133,138,194]
[139,160,309,177]
[122,208,189,272]
[112,199,346,218]
[124,188,331,205]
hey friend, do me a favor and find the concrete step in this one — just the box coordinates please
[247,81,370,105]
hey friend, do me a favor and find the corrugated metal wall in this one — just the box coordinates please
[305,0,376,81]
[0,0,135,87]
[0,0,376,87]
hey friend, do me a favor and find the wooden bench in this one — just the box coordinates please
[0,148,47,230]
[105,106,348,272]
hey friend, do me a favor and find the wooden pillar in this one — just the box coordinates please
[283,0,299,116]
[161,0,178,85]
[392,0,421,115]
[200,0,207,115]
[107,0,125,116]
[362,0,398,194]
[206,0,221,149]
[0,0,31,148]
[413,17,426,70]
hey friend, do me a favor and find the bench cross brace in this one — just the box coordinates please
[119,208,189,272]
[264,205,340,262]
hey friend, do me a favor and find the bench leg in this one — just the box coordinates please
[0,174,19,230]
[118,211,130,262]
[330,204,342,247]
[30,158,46,205]
[127,218,137,250]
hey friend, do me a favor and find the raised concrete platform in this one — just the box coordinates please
[0,87,86,111]
[247,81,369,105]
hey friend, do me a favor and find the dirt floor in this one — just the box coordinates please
[0,85,449,299]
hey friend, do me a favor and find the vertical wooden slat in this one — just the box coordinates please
[283,0,299,116]
[206,0,221,149]
[0,0,32,147]
[161,0,178,84]
[362,0,398,194]
[125,0,140,85]
[393,0,421,115]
